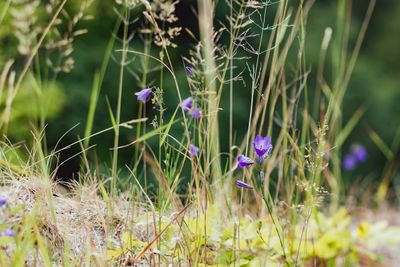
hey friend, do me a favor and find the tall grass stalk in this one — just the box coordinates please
[84,18,121,149]
[112,7,130,194]
[197,0,222,188]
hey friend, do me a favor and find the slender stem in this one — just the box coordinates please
[229,0,233,181]
[112,8,129,194]
[261,194,288,265]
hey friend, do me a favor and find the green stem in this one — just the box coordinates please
[112,7,129,194]
[261,193,288,265]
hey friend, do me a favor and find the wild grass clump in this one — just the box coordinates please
[0,0,399,266]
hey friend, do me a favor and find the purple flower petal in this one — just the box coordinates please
[235,180,253,189]
[237,154,254,168]
[185,66,194,76]
[342,154,357,171]
[352,145,367,162]
[3,229,16,237]
[135,88,152,103]
[252,135,273,157]
[180,97,193,112]
[190,108,201,119]
[189,144,199,156]
[0,197,6,207]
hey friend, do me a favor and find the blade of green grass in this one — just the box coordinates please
[335,107,366,148]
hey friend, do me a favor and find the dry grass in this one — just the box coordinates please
[0,176,148,266]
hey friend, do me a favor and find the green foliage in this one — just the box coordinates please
[0,73,66,139]
[106,205,400,266]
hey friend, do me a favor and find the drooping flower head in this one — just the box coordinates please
[135,87,152,103]
[0,197,6,207]
[185,66,194,76]
[180,97,193,112]
[190,108,201,119]
[189,144,199,156]
[342,154,357,171]
[235,180,253,189]
[3,229,16,237]
[352,144,367,162]
[237,154,254,168]
[252,135,273,158]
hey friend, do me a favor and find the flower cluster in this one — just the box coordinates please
[235,135,273,188]
[342,144,368,171]
[180,97,202,120]
[135,81,202,160]
[135,85,201,120]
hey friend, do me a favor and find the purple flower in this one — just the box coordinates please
[190,108,201,119]
[3,229,16,237]
[252,135,273,158]
[237,154,254,168]
[189,144,199,156]
[0,197,6,207]
[180,97,193,112]
[135,87,152,103]
[342,154,357,171]
[235,180,253,189]
[185,66,194,76]
[352,145,367,162]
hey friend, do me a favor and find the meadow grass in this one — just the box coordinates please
[1,0,400,266]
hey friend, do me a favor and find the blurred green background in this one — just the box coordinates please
[0,0,399,186]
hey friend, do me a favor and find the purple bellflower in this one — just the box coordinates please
[343,144,368,171]
[190,108,201,119]
[235,180,253,189]
[342,154,357,171]
[185,66,194,76]
[237,154,254,168]
[3,229,16,237]
[135,88,152,103]
[0,197,6,207]
[180,97,193,112]
[352,145,368,162]
[252,135,272,157]
[189,144,199,156]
